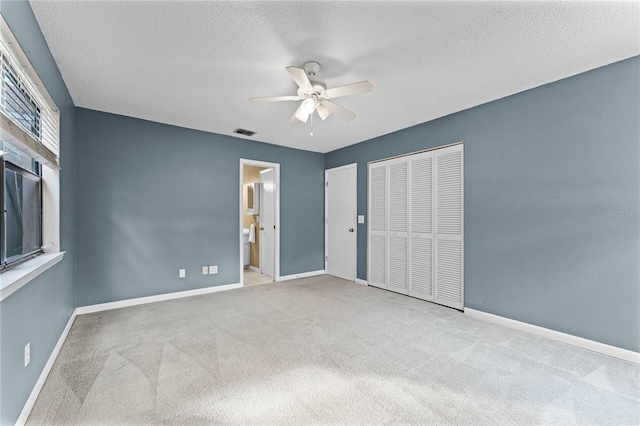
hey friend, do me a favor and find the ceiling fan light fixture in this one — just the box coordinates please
[301,98,315,113]
[294,108,310,123]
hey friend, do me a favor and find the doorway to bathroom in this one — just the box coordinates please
[239,159,280,286]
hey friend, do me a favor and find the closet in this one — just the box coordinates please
[368,143,464,310]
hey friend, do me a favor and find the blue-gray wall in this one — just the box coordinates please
[1,4,637,421]
[0,1,77,425]
[74,108,325,306]
[325,57,640,352]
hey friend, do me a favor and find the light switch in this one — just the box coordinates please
[358,215,365,224]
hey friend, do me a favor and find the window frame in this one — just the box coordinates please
[0,14,61,292]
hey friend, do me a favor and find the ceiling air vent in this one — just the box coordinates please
[233,128,256,137]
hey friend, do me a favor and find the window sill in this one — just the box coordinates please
[0,252,65,301]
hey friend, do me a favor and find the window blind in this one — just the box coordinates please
[0,17,59,169]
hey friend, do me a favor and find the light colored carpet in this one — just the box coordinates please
[28,275,639,425]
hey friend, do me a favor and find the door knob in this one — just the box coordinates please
[349,228,354,232]
[259,227,264,231]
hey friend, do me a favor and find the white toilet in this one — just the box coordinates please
[242,228,250,268]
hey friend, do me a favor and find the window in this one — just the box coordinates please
[0,15,59,273]
[1,141,43,269]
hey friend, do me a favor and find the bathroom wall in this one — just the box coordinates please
[242,165,266,268]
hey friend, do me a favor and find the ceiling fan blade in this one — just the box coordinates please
[324,81,372,99]
[322,101,356,121]
[289,103,310,123]
[286,66,313,92]
[316,103,331,121]
[249,95,301,102]
[289,114,302,124]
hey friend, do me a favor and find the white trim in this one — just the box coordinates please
[0,252,65,301]
[248,265,260,273]
[355,278,368,286]
[16,309,77,426]
[325,163,358,282]
[258,168,274,278]
[41,165,61,253]
[325,163,359,173]
[76,283,242,315]
[0,110,58,168]
[464,308,640,364]
[277,270,325,282]
[239,159,280,286]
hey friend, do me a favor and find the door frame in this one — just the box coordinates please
[366,141,465,309]
[258,167,274,277]
[239,158,281,285]
[324,163,358,282]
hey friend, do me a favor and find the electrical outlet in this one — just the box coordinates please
[24,343,30,367]
[209,265,217,274]
[179,269,186,278]
[202,266,208,275]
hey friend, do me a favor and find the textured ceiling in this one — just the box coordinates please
[29,1,639,153]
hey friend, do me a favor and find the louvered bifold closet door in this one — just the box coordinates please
[387,158,409,295]
[368,163,387,289]
[434,145,464,310]
[408,152,434,301]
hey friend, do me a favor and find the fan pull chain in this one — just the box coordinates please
[310,110,314,136]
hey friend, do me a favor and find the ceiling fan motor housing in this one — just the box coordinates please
[304,61,321,77]
[297,83,326,98]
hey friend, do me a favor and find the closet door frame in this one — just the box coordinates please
[367,141,464,310]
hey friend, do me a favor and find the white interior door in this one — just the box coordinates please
[260,168,275,279]
[367,143,463,310]
[326,164,357,281]
[368,162,387,289]
[387,158,409,295]
[409,152,435,301]
[434,145,464,309]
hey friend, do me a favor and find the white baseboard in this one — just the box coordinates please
[16,309,77,426]
[277,270,325,282]
[248,265,259,273]
[76,283,242,315]
[355,278,367,286]
[464,308,640,364]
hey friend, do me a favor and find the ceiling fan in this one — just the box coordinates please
[249,61,373,123]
